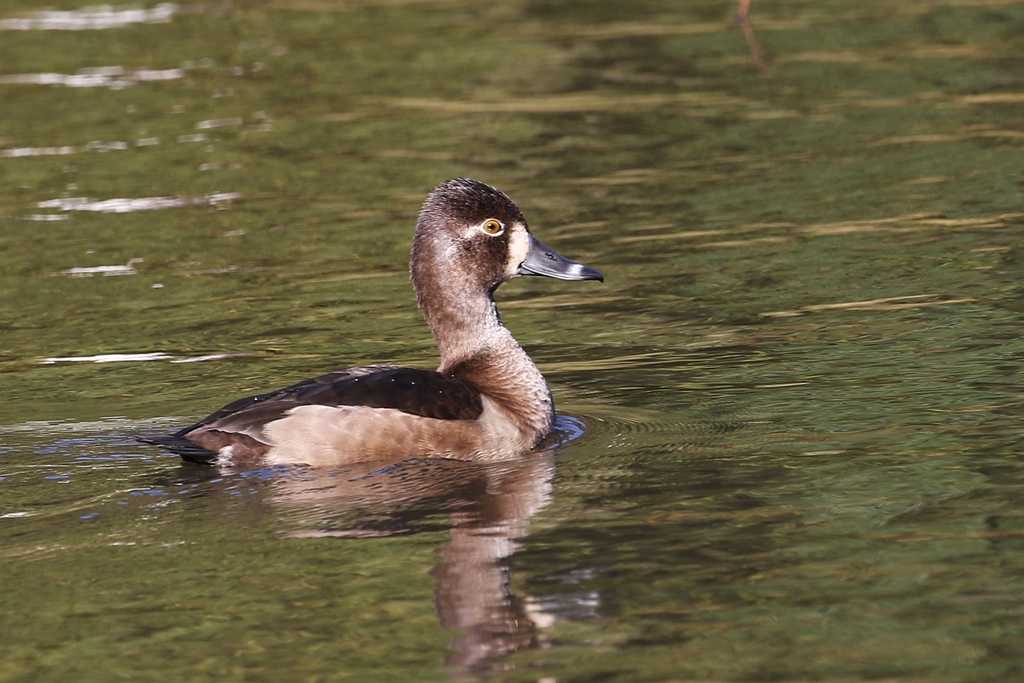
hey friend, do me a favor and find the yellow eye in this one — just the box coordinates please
[482,219,503,235]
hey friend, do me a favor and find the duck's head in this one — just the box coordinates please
[411,178,603,302]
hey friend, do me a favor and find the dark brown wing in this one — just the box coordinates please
[192,365,484,425]
[140,366,484,464]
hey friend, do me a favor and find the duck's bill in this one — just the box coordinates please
[518,234,604,282]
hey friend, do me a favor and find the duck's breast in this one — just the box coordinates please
[262,395,533,467]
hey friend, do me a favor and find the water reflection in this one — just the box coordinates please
[0,145,76,158]
[39,351,248,364]
[270,453,557,678]
[39,192,241,214]
[0,67,184,89]
[0,3,178,31]
[734,0,770,72]
[59,258,143,277]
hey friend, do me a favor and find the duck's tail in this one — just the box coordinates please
[135,431,219,465]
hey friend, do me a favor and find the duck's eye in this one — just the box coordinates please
[481,219,504,235]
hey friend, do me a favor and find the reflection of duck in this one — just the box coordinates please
[271,453,559,677]
[144,179,602,467]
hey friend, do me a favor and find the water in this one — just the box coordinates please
[2,0,1023,680]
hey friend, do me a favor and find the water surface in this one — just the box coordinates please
[2,0,1024,680]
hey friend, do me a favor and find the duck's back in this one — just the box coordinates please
[147,366,487,465]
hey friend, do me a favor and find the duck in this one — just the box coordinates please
[143,178,603,467]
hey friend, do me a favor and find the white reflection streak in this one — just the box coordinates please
[84,140,129,151]
[2,140,167,158]
[0,67,184,90]
[39,192,241,214]
[0,146,76,158]
[61,258,143,277]
[195,117,243,129]
[40,353,172,364]
[40,352,244,364]
[170,352,246,364]
[1,3,178,31]
[24,214,70,221]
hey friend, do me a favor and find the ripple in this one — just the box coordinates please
[565,403,764,454]
[0,67,183,89]
[23,214,70,222]
[545,414,587,449]
[59,258,143,277]
[1,3,178,31]
[195,117,243,129]
[40,352,171,364]
[37,192,241,214]
[0,417,183,435]
[0,146,76,158]
[38,351,248,364]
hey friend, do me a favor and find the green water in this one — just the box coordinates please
[2,0,1024,680]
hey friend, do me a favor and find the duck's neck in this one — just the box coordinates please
[419,285,554,439]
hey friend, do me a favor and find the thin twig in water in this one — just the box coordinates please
[735,0,772,72]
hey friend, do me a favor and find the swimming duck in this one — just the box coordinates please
[145,178,602,467]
